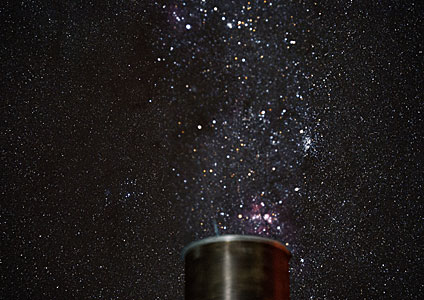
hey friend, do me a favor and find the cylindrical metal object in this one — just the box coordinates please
[182,235,291,300]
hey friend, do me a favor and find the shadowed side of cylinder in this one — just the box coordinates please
[183,235,291,300]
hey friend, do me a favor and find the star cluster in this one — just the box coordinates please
[2,0,423,299]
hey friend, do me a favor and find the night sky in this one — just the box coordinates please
[2,1,423,299]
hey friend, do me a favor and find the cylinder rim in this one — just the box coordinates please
[182,234,291,259]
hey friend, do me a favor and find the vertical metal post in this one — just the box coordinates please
[183,235,291,300]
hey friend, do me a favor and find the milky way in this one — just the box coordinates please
[165,1,317,243]
[2,1,422,299]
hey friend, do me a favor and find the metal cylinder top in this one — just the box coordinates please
[182,234,291,259]
[183,234,292,300]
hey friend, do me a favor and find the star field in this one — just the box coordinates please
[2,1,423,299]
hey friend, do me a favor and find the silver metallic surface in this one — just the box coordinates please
[183,235,292,300]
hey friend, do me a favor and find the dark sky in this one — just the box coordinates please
[2,0,423,299]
